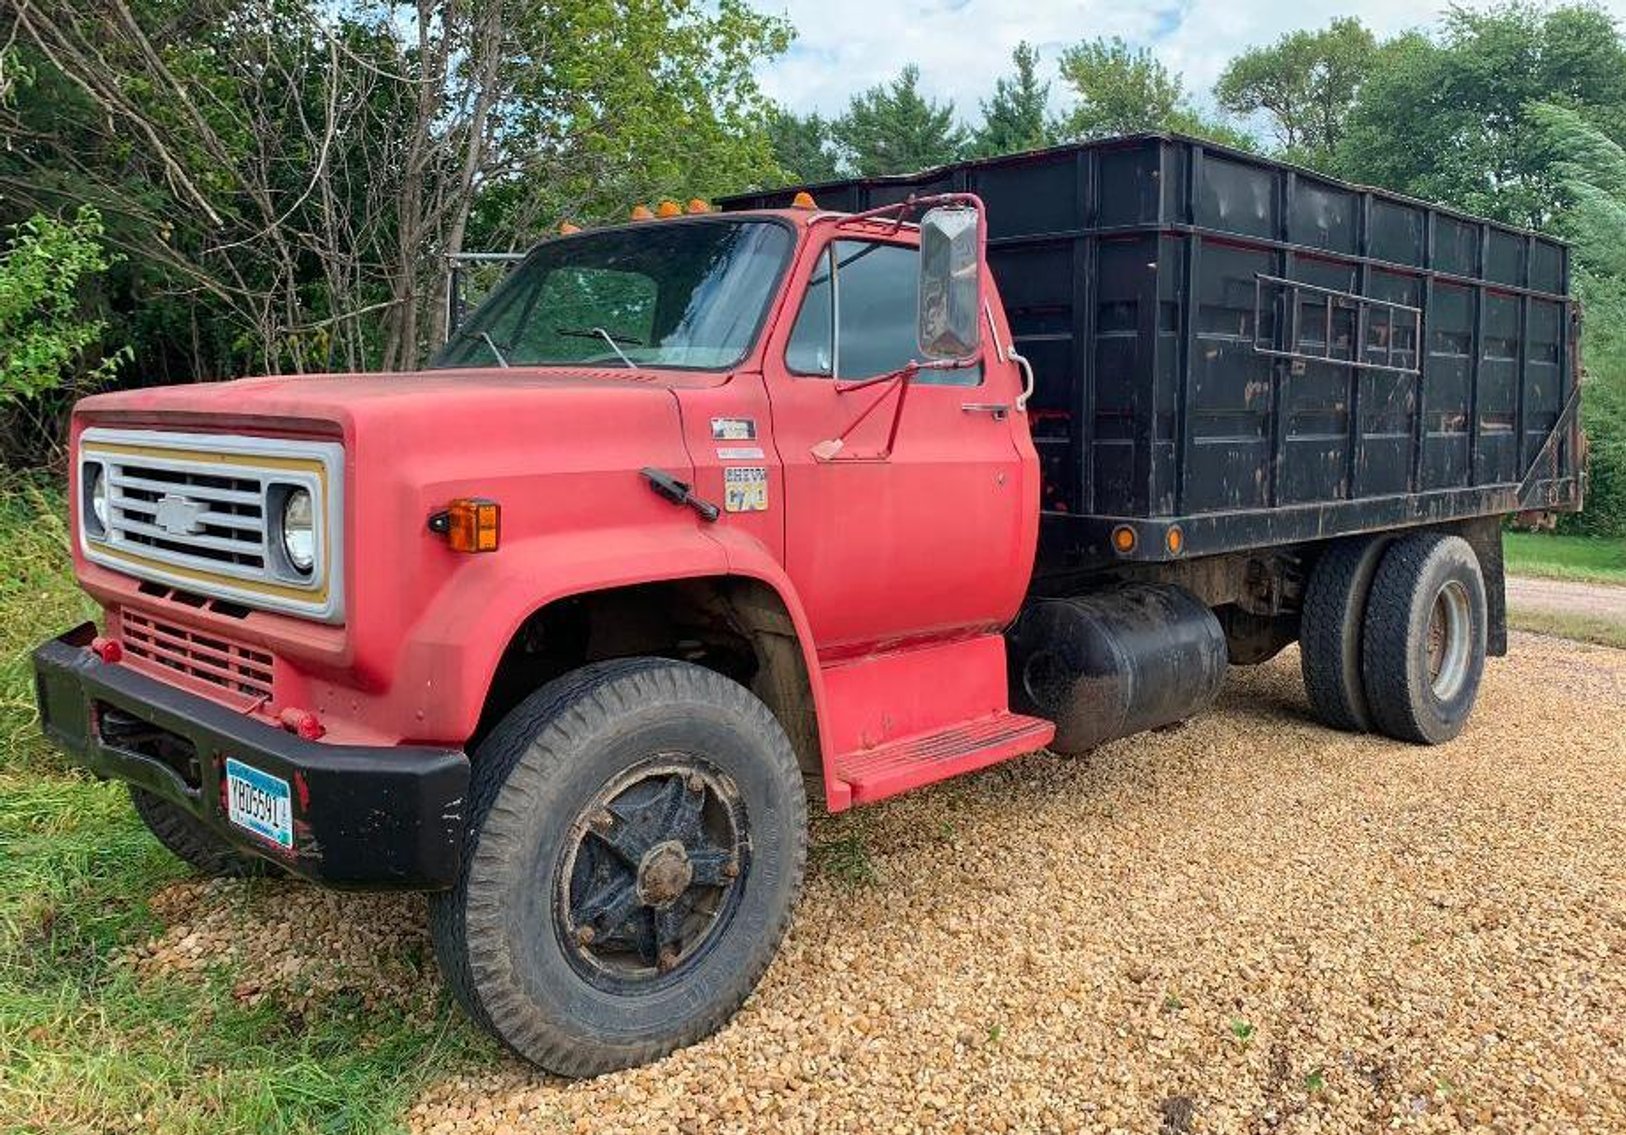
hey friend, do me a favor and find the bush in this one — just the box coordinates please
[1569,287,1626,535]
[0,207,126,469]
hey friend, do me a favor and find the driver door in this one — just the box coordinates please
[763,231,1037,659]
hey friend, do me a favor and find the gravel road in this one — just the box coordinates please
[1507,575,1626,621]
[126,633,1626,1134]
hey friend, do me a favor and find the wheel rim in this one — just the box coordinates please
[556,757,748,990]
[1426,579,1473,701]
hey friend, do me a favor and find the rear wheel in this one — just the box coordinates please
[130,786,277,877]
[1299,536,1390,732]
[430,657,807,1076]
[1360,533,1487,744]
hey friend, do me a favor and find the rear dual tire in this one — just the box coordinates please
[1299,537,1391,732]
[1301,532,1487,744]
[1360,533,1488,744]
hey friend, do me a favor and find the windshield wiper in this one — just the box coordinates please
[443,325,511,368]
[556,326,641,370]
[478,331,510,369]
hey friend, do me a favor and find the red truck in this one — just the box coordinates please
[33,136,1582,1075]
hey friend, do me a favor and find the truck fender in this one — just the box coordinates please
[403,524,830,764]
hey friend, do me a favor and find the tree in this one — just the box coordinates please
[833,65,967,176]
[768,108,841,184]
[1058,38,1183,138]
[972,42,1055,158]
[1528,102,1626,535]
[0,206,123,405]
[2,0,791,378]
[1334,3,1626,226]
[1215,17,1376,165]
[1058,37,1254,149]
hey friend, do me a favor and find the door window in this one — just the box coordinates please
[786,240,979,386]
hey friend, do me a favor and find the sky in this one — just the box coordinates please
[754,0,1626,125]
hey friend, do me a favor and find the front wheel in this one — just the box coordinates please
[130,786,279,878]
[430,658,807,1076]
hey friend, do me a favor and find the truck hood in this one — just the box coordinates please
[74,365,728,437]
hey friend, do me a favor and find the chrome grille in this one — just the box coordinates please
[121,610,274,702]
[78,428,345,623]
[107,463,269,571]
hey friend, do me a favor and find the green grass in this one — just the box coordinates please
[0,478,486,1133]
[1503,531,1626,585]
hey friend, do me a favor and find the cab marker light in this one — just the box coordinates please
[630,204,654,221]
[655,199,682,218]
[791,191,817,209]
[559,221,582,234]
[687,198,710,214]
[429,498,501,553]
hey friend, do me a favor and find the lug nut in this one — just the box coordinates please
[686,773,705,794]
[591,810,613,831]
[657,947,680,973]
[723,859,740,880]
[576,924,596,945]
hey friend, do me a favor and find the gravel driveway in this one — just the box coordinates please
[1507,575,1626,621]
[127,633,1626,1134]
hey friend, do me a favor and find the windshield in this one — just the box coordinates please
[432,218,793,371]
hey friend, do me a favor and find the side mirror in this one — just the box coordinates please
[917,205,982,361]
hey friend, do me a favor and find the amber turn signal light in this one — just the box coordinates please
[429,498,501,553]
[1111,525,1138,554]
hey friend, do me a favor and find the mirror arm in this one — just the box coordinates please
[815,362,921,461]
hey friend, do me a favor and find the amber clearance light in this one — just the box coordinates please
[429,498,501,553]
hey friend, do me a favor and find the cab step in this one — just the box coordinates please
[831,712,1054,809]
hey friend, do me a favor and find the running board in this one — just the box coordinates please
[831,712,1055,809]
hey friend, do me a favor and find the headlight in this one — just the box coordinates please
[280,488,315,574]
[86,464,109,534]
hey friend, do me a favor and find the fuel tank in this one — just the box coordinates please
[1006,584,1228,755]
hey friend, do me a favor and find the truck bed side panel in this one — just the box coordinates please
[721,134,1583,572]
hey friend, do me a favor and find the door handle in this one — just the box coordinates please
[961,402,1010,421]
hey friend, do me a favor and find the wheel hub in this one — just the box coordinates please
[1427,579,1472,701]
[557,760,746,988]
[637,840,695,907]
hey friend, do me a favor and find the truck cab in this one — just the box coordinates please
[35,195,1061,1076]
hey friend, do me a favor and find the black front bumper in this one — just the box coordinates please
[33,624,470,889]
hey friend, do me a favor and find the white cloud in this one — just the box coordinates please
[756,0,1626,127]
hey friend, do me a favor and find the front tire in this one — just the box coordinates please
[130,786,278,878]
[430,658,807,1076]
[1360,533,1488,744]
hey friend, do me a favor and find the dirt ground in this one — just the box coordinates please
[125,633,1626,1135]
[1506,576,1626,621]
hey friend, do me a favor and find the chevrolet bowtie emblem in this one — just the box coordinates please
[154,493,206,537]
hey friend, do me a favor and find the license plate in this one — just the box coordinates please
[224,758,293,849]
